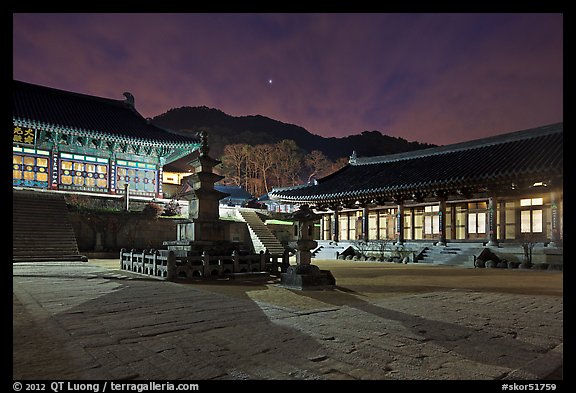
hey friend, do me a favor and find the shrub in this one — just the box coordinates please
[142,202,163,219]
[162,199,182,216]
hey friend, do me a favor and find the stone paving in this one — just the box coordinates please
[13,261,563,381]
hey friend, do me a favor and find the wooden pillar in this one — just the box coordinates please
[362,205,369,242]
[450,204,456,240]
[109,153,117,194]
[157,157,165,198]
[549,190,561,247]
[498,201,506,241]
[332,207,339,242]
[396,199,404,245]
[375,209,380,240]
[410,207,415,241]
[49,144,60,190]
[438,197,447,246]
[487,196,499,247]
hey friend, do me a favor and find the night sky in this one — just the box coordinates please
[12,13,563,146]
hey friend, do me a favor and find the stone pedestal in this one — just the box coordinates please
[175,220,226,243]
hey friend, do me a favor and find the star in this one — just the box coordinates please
[268,79,273,84]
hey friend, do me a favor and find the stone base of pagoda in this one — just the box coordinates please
[280,264,336,290]
[175,219,227,243]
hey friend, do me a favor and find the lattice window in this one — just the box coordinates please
[59,153,108,191]
[116,160,157,194]
[520,198,543,233]
[12,150,50,188]
[424,205,440,235]
[467,202,487,234]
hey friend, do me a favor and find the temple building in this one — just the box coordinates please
[13,80,201,198]
[270,123,563,264]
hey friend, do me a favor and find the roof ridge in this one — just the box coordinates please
[13,79,200,146]
[269,183,314,195]
[13,79,128,107]
[354,122,563,166]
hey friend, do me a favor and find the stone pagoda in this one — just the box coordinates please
[163,131,231,252]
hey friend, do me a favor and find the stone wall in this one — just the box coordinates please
[69,211,253,253]
[227,221,251,244]
[69,211,181,252]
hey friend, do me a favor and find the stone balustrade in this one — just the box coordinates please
[120,248,289,280]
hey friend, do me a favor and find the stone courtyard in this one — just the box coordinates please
[13,260,562,381]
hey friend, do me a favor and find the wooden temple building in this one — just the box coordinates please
[12,80,204,261]
[13,80,201,198]
[270,123,563,265]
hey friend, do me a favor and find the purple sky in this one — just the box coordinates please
[12,13,563,145]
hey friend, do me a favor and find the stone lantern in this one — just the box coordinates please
[280,204,336,289]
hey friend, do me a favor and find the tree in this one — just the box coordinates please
[271,140,303,187]
[519,232,538,268]
[219,139,345,194]
[330,157,349,174]
[304,150,331,183]
[252,144,276,194]
[221,143,248,186]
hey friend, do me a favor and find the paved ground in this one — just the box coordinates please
[13,259,563,381]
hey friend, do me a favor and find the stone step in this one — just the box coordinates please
[238,209,285,255]
[420,245,480,266]
[13,190,85,262]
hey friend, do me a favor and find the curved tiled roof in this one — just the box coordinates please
[270,123,563,203]
[13,80,200,146]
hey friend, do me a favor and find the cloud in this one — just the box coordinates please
[13,13,562,145]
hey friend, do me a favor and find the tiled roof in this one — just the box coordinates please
[270,123,563,203]
[215,185,253,201]
[13,80,200,146]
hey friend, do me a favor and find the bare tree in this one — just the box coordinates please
[219,140,347,195]
[305,150,331,182]
[220,143,248,186]
[273,140,303,187]
[252,144,276,194]
[330,157,350,174]
[519,232,538,268]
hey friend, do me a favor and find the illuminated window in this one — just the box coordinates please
[12,152,50,188]
[424,205,439,235]
[467,202,487,235]
[413,207,423,240]
[521,198,543,207]
[520,197,544,233]
[468,212,486,234]
[59,155,108,190]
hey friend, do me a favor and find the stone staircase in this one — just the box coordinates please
[13,190,86,262]
[418,244,483,267]
[312,241,355,259]
[237,209,285,255]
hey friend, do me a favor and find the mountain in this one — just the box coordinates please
[151,106,435,161]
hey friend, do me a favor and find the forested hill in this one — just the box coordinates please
[151,106,435,160]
